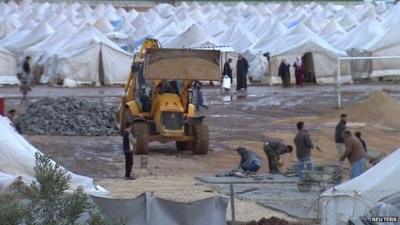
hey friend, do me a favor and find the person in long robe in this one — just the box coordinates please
[236,55,249,91]
[293,56,304,87]
[278,59,290,87]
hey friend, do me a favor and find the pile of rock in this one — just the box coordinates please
[19,97,119,136]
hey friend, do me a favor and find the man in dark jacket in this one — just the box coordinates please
[122,122,135,180]
[222,58,233,83]
[355,131,367,152]
[236,54,249,91]
[335,114,347,158]
[236,147,261,173]
[263,140,293,173]
[294,121,315,181]
[278,59,290,88]
[340,130,366,179]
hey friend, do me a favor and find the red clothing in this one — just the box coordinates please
[293,63,304,85]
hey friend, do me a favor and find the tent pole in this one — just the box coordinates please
[336,58,341,109]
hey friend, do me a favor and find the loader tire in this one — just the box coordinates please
[192,123,209,155]
[133,122,149,155]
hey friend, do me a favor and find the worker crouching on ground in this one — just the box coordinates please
[236,147,261,173]
[294,121,318,181]
[340,130,366,179]
[263,140,293,174]
[122,122,135,180]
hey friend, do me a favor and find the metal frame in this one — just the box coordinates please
[335,56,400,109]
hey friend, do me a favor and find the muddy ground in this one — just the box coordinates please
[3,83,400,222]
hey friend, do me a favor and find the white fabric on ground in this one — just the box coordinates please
[0,116,108,195]
[321,149,400,225]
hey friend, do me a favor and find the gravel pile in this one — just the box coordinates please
[19,97,119,136]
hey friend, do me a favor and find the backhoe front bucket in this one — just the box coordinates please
[143,48,221,81]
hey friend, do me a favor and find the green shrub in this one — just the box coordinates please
[0,153,121,225]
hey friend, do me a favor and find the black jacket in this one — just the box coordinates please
[294,129,314,159]
[222,61,232,77]
[335,121,347,143]
[23,61,30,74]
[278,62,289,77]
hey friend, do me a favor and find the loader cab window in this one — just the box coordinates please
[160,80,180,95]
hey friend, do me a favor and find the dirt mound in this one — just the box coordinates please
[18,97,118,136]
[244,217,307,225]
[319,90,400,127]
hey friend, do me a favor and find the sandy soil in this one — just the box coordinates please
[5,84,400,222]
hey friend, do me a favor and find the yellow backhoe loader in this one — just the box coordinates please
[117,38,221,154]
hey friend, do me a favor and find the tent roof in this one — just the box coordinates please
[56,25,127,58]
[94,17,114,33]
[269,32,347,57]
[335,18,382,50]
[364,19,400,52]
[164,24,220,48]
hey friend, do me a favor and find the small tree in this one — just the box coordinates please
[0,153,121,225]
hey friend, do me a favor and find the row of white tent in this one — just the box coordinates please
[0,1,400,85]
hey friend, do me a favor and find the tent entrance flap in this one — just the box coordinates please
[303,52,316,83]
[143,48,221,81]
[99,48,105,85]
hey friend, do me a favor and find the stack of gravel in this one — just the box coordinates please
[18,97,119,136]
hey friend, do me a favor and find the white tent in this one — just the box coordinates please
[25,21,77,64]
[52,25,132,86]
[155,21,182,45]
[267,24,349,84]
[0,116,107,195]
[2,22,54,52]
[334,18,382,51]
[321,149,400,225]
[94,17,114,33]
[0,18,15,39]
[164,24,220,48]
[361,20,400,78]
[0,45,18,84]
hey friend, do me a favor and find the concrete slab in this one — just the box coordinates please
[198,174,323,220]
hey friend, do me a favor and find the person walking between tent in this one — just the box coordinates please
[278,59,290,88]
[236,147,261,173]
[193,81,208,112]
[294,121,320,181]
[293,56,304,87]
[340,130,366,179]
[335,114,347,158]
[20,79,32,102]
[122,122,135,180]
[236,54,249,91]
[222,58,233,83]
[263,140,293,173]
